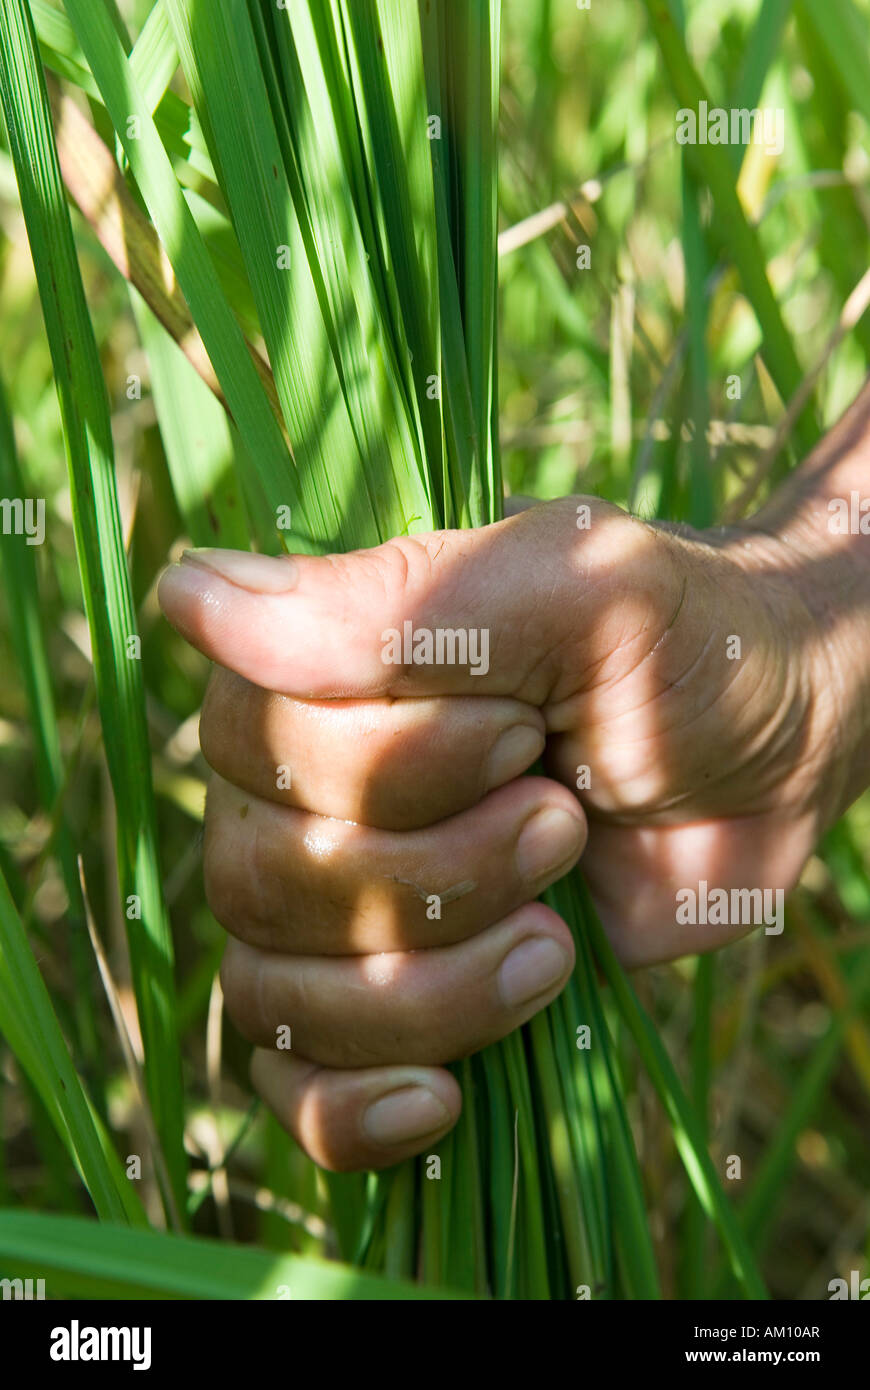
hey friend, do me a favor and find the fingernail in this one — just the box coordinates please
[180,548,298,594]
[485,724,545,791]
[499,936,571,1008]
[515,806,584,882]
[363,1087,451,1147]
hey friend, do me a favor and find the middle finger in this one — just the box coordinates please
[204,772,587,955]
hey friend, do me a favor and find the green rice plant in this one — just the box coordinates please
[8,0,850,1299]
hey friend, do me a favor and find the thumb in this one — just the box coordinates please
[156,498,629,700]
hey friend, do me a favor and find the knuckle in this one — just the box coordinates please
[304,1127,366,1173]
[202,805,242,931]
[339,535,440,624]
[301,1141,358,1174]
[203,783,290,946]
[219,940,257,1036]
[199,671,246,773]
[333,1031,402,1069]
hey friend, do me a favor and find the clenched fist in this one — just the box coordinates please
[159,480,869,1171]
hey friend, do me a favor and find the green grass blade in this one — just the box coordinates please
[798,0,870,130]
[318,1171,370,1265]
[129,0,179,112]
[457,0,502,524]
[419,0,502,526]
[0,1209,466,1299]
[477,1048,515,1296]
[501,1032,551,1298]
[733,0,793,123]
[680,954,715,1298]
[29,0,98,97]
[680,162,713,525]
[449,1057,489,1295]
[130,292,254,550]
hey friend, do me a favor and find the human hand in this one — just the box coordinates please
[157,495,855,1168]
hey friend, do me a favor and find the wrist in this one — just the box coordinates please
[744,376,870,584]
[686,503,870,827]
[734,520,870,823]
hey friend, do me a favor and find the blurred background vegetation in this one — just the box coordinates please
[1,0,869,1298]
